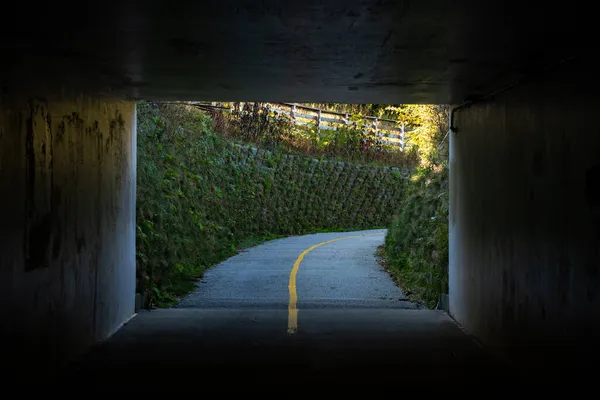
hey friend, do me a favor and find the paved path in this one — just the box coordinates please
[61,230,517,389]
[178,229,416,311]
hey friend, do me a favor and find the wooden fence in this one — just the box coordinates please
[206,101,414,151]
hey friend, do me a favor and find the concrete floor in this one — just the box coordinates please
[62,308,516,389]
[58,230,519,389]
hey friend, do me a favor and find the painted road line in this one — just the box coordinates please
[287,232,384,334]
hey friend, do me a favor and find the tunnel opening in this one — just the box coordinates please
[1,0,599,388]
[72,99,485,387]
[134,101,450,312]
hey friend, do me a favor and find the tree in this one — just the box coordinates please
[384,105,449,165]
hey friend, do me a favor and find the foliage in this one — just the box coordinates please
[384,104,450,165]
[299,103,396,119]
[384,163,448,308]
[136,101,405,307]
[382,105,449,308]
[212,102,418,168]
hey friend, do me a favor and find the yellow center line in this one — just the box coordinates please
[287,232,384,335]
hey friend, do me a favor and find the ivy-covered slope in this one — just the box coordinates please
[136,102,405,306]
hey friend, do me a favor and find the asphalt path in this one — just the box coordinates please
[178,229,417,311]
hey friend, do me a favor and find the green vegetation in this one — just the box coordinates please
[298,103,395,119]
[212,102,418,167]
[383,105,450,158]
[136,100,450,309]
[383,164,448,308]
[382,105,450,308]
[136,102,405,307]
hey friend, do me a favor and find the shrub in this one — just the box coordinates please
[212,102,418,168]
[384,163,448,308]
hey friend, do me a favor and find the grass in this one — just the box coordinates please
[236,232,286,251]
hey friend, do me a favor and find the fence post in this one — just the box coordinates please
[344,113,349,125]
[374,117,379,136]
[317,109,322,130]
[401,122,405,152]
[291,104,296,122]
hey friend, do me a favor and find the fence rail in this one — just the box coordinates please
[202,101,414,151]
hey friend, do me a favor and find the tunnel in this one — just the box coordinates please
[1,0,598,387]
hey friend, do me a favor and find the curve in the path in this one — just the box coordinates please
[177,229,416,311]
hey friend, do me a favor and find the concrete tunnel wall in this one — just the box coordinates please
[0,95,137,377]
[449,59,600,360]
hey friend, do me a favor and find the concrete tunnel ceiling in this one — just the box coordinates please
[0,0,593,103]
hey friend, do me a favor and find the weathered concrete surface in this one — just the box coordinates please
[178,229,417,309]
[60,309,516,389]
[449,58,600,378]
[0,96,137,381]
[0,1,594,103]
